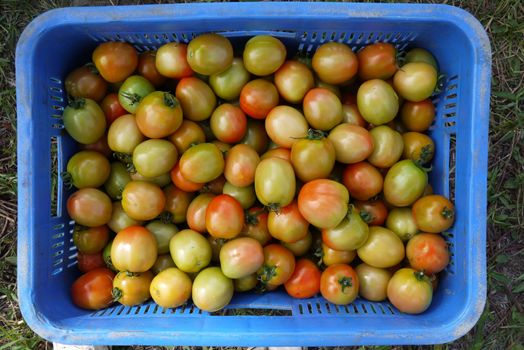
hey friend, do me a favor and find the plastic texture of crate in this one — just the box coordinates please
[16,2,491,347]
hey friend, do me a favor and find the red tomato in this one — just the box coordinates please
[186,193,215,233]
[224,144,260,187]
[284,259,321,299]
[65,64,107,102]
[111,225,158,273]
[298,179,349,229]
[355,199,388,226]
[267,201,309,243]
[320,264,359,305]
[71,268,115,310]
[92,42,138,83]
[239,79,279,120]
[164,185,194,224]
[241,207,272,246]
[210,103,247,143]
[412,195,455,233]
[312,42,358,85]
[357,42,397,80]
[257,244,296,286]
[137,51,167,87]
[156,43,193,79]
[170,162,204,193]
[406,233,450,275]
[206,194,244,239]
[100,93,127,125]
[219,237,264,279]
[342,162,383,201]
[77,251,106,273]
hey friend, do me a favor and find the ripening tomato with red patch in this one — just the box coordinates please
[206,194,244,239]
[137,51,167,87]
[284,259,321,299]
[355,199,389,226]
[92,42,138,83]
[100,93,127,125]
[257,244,296,286]
[170,162,204,193]
[412,195,455,233]
[387,268,433,314]
[111,225,158,273]
[357,42,398,81]
[406,233,450,275]
[342,162,383,201]
[240,79,279,120]
[267,201,309,243]
[320,264,359,305]
[312,42,358,85]
[65,64,107,102]
[156,43,193,79]
[224,144,260,187]
[71,268,115,310]
[210,104,247,144]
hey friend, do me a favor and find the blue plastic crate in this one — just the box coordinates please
[16,2,491,346]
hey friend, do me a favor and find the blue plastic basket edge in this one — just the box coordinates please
[16,2,491,346]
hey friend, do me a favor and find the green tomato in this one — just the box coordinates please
[192,267,234,312]
[63,98,106,145]
[132,139,178,178]
[146,221,179,255]
[169,229,212,273]
[179,143,224,183]
[254,158,296,210]
[357,79,399,125]
[222,182,256,209]
[383,159,428,207]
[66,150,110,189]
[118,75,154,114]
[104,162,132,200]
[209,58,250,100]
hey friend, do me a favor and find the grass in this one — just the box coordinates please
[0,0,523,349]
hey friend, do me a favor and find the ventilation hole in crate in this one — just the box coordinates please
[52,232,64,240]
[445,121,456,128]
[181,33,189,42]
[152,304,159,314]
[68,252,77,260]
[356,33,364,44]
[53,223,65,230]
[384,33,392,42]
[378,304,386,314]
[50,77,62,84]
[211,308,290,316]
[386,304,396,314]
[338,32,346,42]
[330,32,336,41]
[306,303,313,314]
[50,136,58,218]
[351,304,358,314]
[449,134,456,203]
[52,105,63,112]
[310,32,317,42]
[348,32,355,43]
[50,86,62,93]
[52,124,64,130]
[170,33,179,42]
[444,103,457,110]
[445,112,456,119]
[447,83,458,91]
[115,306,125,316]
[161,306,167,314]
[52,258,63,267]
[370,304,377,314]
[66,261,77,268]
[51,267,63,275]
[153,34,160,42]
[189,305,196,314]
[446,93,457,100]
[298,304,304,314]
[301,32,307,41]
[68,246,77,253]
[320,32,327,42]
[361,304,368,314]
[325,303,332,314]
[366,32,374,43]
[316,303,322,314]
[333,304,340,313]
[52,241,64,249]
[52,250,64,258]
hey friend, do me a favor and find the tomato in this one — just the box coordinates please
[320,264,359,305]
[367,125,404,168]
[254,158,296,210]
[92,42,138,83]
[164,185,194,224]
[383,159,428,207]
[145,221,178,255]
[155,43,193,79]
[136,51,167,87]
[282,231,312,257]
[209,58,250,100]
[239,120,269,154]
[192,267,234,312]
[132,139,177,178]
[220,237,264,279]
[243,35,286,76]
[234,274,258,292]
[312,42,358,84]
[67,188,112,227]
[265,106,309,148]
[239,79,279,120]
[71,268,115,310]
[355,263,392,302]
[186,193,215,233]
[168,120,206,154]
[121,181,165,221]
[111,225,158,273]
[355,199,388,226]
[66,151,110,189]
[274,60,315,104]
[405,48,438,70]
[202,175,226,195]
[118,75,155,114]
[400,99,435,132]
[112,271,153,306]
[257,244,296,286]
[387,268,433,314]
[176,77,217,121]
[328,124,374,164]
[402,132,435,164]
[341,103,367,127]
[412,195,455,233]
[135,91,183,139]
[322,243,356,267]
[169,162,203,193]
[357,79,399,125]
[267,201,309,243]
[291,131,336,182]
[241,207,271,246]
[302,88,343,131]
[322,206,369,251]
[206,194,244,239]
[386,208,419,241]
[151,254,176,275]
[224,145,259,188]
[73,225,110,255]
[342,162,383,201]
[77,251,106,273]
[357,226,405,268]
[63,98,106,145]
[179,143,224,183]
[393,62,437,102]
[169,229,212,273]
[261,147,291,162]
[406,233,449,275]
[298,179,349,229]
[108,201,142,233]
[284,259,321,299]
[315,79,341,99]
[130,172,171,187]
[357,42,397,80]
[150,267,192,308]
[223,182,255,209]
[211,140,231,153]
[65,64,107,101]
[187,33,233,75]
[100,93,127,125]
[107,114,145,154]
[210,103,247,143]
[103,240,116,271]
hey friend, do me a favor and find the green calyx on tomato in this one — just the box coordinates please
[441,206,455,220]
[112,152,136,174]
[359,210,374,224]
[111,287,123,301]
[245,208,265,225]
[413,270,429,282]
[162,92,179,108]
[303,128,328,140]
[338,276,353,292]
[257,264,277,285]
[68,97,87,109]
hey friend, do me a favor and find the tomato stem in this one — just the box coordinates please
[158,211,173,224]
[120,91,141,105]
[417,144,434,165]
[306,128,328,140]
[338,276,353,292]
[265,203,281,214]
[413,270,428,282]
[413,158,433,173]
[441,206,455,220]
[434,73,446,94]
[245,209,265,225]
[68,97,85,109]
[257,265,277,284]
[163,92,179,108]
[359,210,374,224]
[111,287,123,302]
[85,62,100,76]
[113,152,136,174]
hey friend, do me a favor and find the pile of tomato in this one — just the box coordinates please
[65,33,454,315]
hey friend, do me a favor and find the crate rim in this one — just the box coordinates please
[16,2,491,346]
